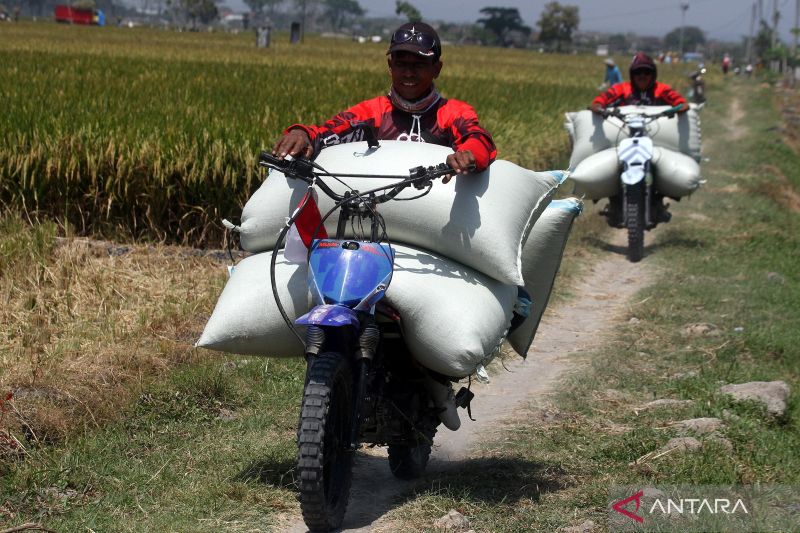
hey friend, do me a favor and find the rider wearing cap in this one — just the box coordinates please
[589,52,689,226]
[273,22,497,183]
[274,22,493,432]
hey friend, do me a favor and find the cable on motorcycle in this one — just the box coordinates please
[392,183,433,201]
[315,193,394,286]
[270,192,312,346]
[265,157,413,344]
[310,160,394,272]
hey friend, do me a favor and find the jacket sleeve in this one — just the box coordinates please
[439,101,497,172]
[284,98,385,156]
[655,83,687,106]
[592,83,625,108]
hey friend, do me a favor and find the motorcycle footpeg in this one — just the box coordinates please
[454,387,474,409]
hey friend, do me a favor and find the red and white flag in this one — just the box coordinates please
[284,188,327,263]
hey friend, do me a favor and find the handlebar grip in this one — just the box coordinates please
[259,151,288,168]
[258,151,315,179]
[601,107,621,119]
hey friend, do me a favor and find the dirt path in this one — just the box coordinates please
[728,96,747,142]
[284,231,655,533]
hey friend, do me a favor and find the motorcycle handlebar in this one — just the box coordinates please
[257,151,456,205]
[601,107,624,120]
[601,105,684,122]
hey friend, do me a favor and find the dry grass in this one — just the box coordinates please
[0,214,225,446]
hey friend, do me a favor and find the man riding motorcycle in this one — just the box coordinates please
[272,21,498,432]
[589,52,689,226]
[273,22,496,183]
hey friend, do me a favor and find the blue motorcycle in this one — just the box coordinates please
[258,151,471,532]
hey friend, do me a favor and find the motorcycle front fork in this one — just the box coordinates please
[303,321,378,450]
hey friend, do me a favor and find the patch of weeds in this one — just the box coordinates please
[2,355,305,531]
[131,363,241,428]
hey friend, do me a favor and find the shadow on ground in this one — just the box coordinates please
[584,233,705,259]
[236,457,298,490]
[423,456,568,503]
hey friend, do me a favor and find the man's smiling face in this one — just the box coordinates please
[388,51,442,101]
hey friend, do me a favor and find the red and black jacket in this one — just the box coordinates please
[285,95,497,172]
[592,81,687,108]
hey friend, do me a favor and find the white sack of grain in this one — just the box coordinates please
[508,198,582,357]
[234,140,564,286]
[196,250,309,357]
[197,244,516,378]
[565,105,702,168]
[567,148,620,200]
[567,148,701,201]
[386,244,516,377]
[651,147,703,199]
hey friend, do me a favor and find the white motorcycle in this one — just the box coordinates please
[601,106,683,262]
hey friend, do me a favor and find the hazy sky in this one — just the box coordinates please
[225,0,799,43]
[356,0,796,42]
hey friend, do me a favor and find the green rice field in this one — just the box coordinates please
[0,22,690,246]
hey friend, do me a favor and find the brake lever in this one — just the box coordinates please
[258,151,315,179]
[602,108,620,120]
[285,156,315,179]
[409,163,453,189]
[409,165,432,190]
[259,150,286,169]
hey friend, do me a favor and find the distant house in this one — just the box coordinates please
[596,44,609,56]
[221,13,245,29]
[683,52,704,63]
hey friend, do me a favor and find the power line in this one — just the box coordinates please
[707,5,755,33]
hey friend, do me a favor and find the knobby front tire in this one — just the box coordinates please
[625,181,646,262]
[297,351,354,532]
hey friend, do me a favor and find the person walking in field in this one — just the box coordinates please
[272,21,497,185]
[601,58,623,88]
[589,52,689,226]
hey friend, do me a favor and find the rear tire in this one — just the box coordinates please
[388,426,436,480]
[625,182,645,262]
[297,352,354,532]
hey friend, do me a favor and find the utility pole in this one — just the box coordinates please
[300,0,306,42]
[747,2,757,64]
[772,0,779,49]
[794,0,799,57]
[679,1,690,58]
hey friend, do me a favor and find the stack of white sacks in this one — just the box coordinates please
[196,141,582,379]
[564,104,703,200]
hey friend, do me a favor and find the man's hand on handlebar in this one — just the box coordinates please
[591,104,622,119]
[666,103,690,117]
[272,129,313,160]
[443,150,477,184]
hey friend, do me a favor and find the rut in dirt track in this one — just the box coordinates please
[284,234,654,533]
